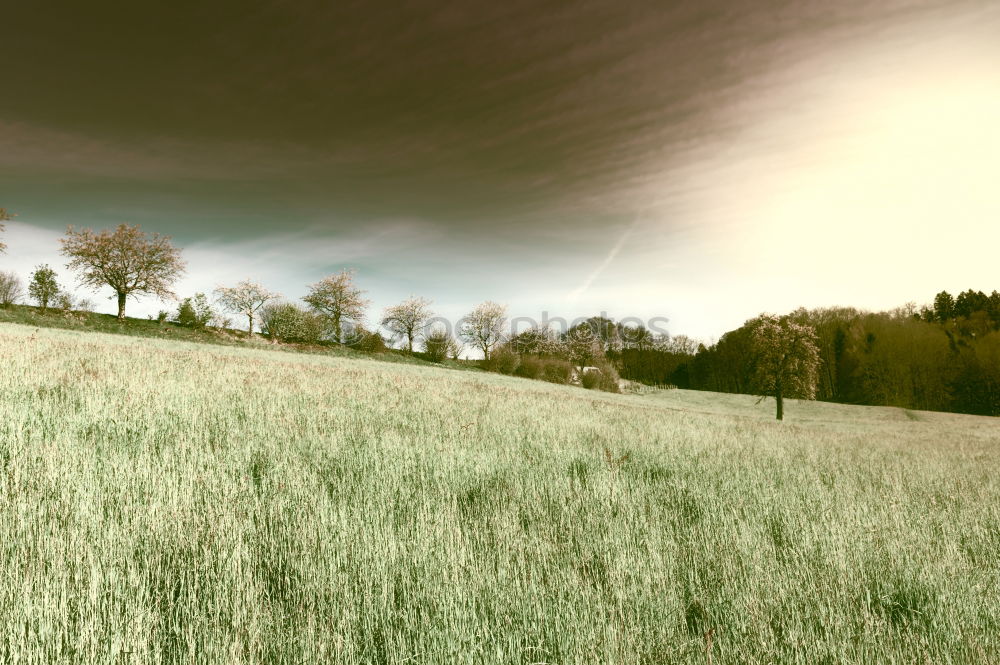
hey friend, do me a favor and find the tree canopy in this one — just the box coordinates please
[214,280,279,336]
[747,314,821,420]
[303,270,369,344]
[28,264,61,312]
[460,301,507,360]
[381,297,433,352]
[60,224,185,320]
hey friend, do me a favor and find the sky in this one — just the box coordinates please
[2,0,999,341]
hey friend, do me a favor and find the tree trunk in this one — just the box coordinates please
[333,314,342,344]
[775,383,784,421]
[247,313,254,337]
[407,333,414,353]
[117,292,127,320]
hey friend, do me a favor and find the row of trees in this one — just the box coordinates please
[0,222,540,372]
[5,216,995,415]
[3,219,642,395]
[923,289,1000,327]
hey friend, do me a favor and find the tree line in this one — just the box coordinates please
[0,222,632,393]
[2,218,997,416]
[683,295,1000,417]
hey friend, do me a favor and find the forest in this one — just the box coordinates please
[614,290,1000,417]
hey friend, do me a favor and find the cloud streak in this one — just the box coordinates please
[2,0,998,339]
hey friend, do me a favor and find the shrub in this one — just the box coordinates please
[208,312,233,331]
[0,271,23,308]
[261,302,324,344]
[348,325,388,354]
[515,355,544,380]
[175,299,198,327]
[175,293,214,329]
[580,369,601,390]
[540,358,573,384]
[54,291,76,312]
[485,347,520,375]
[580,362,621,393]
[424,327,458,363]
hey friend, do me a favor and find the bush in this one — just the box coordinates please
[580,369,601,390]
[540,358,573,384]
[424,328,458,363]
[0,271,23,308]
[485,347,520,375]
[54,291,76,312]
[260,302,324,344]
[515,355,544,380]
[348,325,388,354]
[580,362,621,393]
[209,312,233,331]
[175,293,214,329]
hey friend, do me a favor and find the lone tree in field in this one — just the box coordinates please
[60,224,185,320]
[214,280,279,336]
[381,296,433,352]
[0,207,12,253]
[748,314,820,420]
[303,270,369,343]
[460,301,507,361]
[28,264,61,313]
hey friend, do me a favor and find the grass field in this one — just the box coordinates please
[1,321,998,664]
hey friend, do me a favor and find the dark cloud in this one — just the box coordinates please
[2,0,997,335]
[5,0,985,231]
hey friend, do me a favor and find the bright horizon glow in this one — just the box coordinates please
[599,25,1000,338]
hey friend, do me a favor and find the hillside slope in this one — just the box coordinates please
[1,321,998,664]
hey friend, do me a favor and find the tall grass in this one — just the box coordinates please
[1,321,998,663]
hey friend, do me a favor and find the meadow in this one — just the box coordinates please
[1,321,998,664]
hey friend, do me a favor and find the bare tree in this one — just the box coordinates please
[667,334,700,356]
[381,296,433,352]
[303,270,369,343]
[214,280,279,336]
[460,301,507,361]
[28,264,61,313]
[748,314,821,420]
[0,271,23,307]
[0,208,11,253]
[60,224,185,320]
